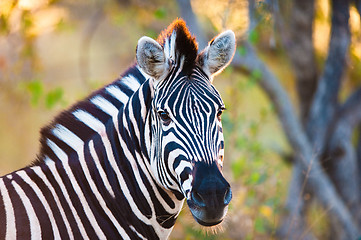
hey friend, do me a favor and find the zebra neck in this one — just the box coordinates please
[118,76,154,162]
[15,65,184,238]
[118,78,185,236]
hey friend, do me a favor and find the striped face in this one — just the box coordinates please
[149,66,231,226]
[150,66,225,193]
[137,21,236,226]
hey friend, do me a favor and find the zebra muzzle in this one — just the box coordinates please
[186,162,232,226]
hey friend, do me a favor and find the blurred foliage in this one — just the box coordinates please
[22,79,65,108]
[0,0,360,239]
[24,79,43,106]
[220,70,285,238]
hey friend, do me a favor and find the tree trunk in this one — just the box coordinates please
[178,0,361,238]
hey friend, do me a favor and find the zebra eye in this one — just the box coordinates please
[217,107,226,121]
[217,108,225,117]
[158,111,171,122]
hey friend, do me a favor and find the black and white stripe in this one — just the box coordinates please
[0,19,236,239]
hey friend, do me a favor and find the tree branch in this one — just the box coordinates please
[355,0,361,15]
[274,0,318,123]
[324,87,361,223]
[277,162,316,240]
[177,0,360,237]
[273,0,318,236]
[235,41,359,238]
[357,125,361,189]
[240,0,358,236]
[276,0,352,236]
[307,0,350,149]
[231,0,358,234]
[176,0,208,49]
[336,87,361,128]
[79,1,105,89]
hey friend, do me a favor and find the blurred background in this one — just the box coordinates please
[1,0,361,239]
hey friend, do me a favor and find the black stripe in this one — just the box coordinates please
[25,168,70,240]
[82,140,121,239]
[0,180,7,240]
[3,175,31,239]
[13,172,54,239]
[39,163,83,238]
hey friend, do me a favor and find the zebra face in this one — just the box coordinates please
[137,21,236,227]
[150,73,232,226]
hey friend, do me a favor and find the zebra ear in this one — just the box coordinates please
[136,36,170,81]
[197,30,236,78]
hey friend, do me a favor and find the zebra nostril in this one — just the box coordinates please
[191,190,206,207]
[223,187,232,205]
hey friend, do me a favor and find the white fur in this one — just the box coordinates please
[45,158,89,239]
[32,165,74,239]
[51,124,83,152]
[12,180,42,239]
[90,96,118,117]
[73,107,171,238]
[182,175,193,197]
[0,178,16,240]
[164,31,176,61]
[106,85,129,105]
[88,140,116,198]
[129,225,147,240]
[47,132,107,239]
[136,36,170,81]
[122,75,141,92]
[199,30,236,78]
[73,110,106,136]
[16,170,61,239]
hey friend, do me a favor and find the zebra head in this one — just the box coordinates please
[136,20,235,227]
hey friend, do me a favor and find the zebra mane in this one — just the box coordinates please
[34,66,144,165]
[33,20,198,165]
[157,19,198,75]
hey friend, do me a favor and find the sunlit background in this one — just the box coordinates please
[1,0,361,239]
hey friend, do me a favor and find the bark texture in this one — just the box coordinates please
[178,0,361,238]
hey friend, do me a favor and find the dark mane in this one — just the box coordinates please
[157,19,198,75]
[33,20,198,165]
[33,66,145,165]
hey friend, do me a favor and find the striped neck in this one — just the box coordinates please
[28,65,183,239]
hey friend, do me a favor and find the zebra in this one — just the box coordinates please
[0,19,236,239]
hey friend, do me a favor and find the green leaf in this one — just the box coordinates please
[56,18,74,32]
[245,234,253,240]
[248,29,259,44]
[254,216,266,233]
[154,7,167,19]
[249,121,259,136]
[232,157,246,179]
[184,225,218,240]
[146,29,158,40]
[0,15,9,34]
[245,189,256,206]
[221,111,234,134]
[26,80,43,106]
[238,46,247,56]
[265,197,281,210]
[112,14,126,26]
[250,141,262,155]
[22,12,33,30]
[251,69,262,79]
[260,107,269,121]
[45,87,63,109]
[236,136,248,149]
[247,172,260,185]
[246,171,267,185]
